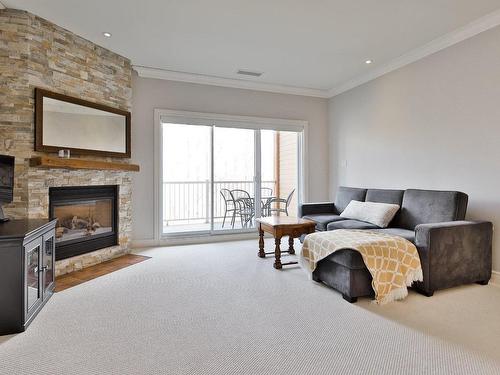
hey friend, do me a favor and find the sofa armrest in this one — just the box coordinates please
[415,220,492,292]
[298,202,337,217]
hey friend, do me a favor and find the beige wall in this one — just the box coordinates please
[132,76,329,240]
[328,25,500,273]
[278,131,298,215]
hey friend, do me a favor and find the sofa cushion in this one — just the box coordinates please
[394,189,468,230]
[369,228,415,243]
[320,249,366,270]
[340,200,400,228]
[365,189,404,205]
[326,219,379,231]
[335,186,367,213]
[302,214,345,231]
[366,189,404,227]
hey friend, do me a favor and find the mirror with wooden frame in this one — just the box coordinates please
[35,88,131,158]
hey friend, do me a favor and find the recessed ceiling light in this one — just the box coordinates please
[103,32,112,38]
[365,59,373,64]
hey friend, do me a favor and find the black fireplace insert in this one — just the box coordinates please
[49,185,119,260]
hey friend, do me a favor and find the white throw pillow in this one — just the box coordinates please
[340,200,400,228]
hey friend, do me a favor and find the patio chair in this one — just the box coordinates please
[269,189,295,216]
[260,187,273,216]
[261,187,273,197]
[220,188,237,228]
[231,189,255,228]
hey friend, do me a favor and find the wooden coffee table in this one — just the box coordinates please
[256,216,316,269]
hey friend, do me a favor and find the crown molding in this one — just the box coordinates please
[133,66,330,98]
[328,8,500,97]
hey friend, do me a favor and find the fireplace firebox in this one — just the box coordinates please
[49,185,118,260]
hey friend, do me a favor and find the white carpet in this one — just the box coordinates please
[1,239,500,375]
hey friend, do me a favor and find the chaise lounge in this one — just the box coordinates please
[299,187,493,302]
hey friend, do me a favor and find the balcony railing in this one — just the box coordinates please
[163,180,276,225]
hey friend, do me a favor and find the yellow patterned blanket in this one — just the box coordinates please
[300,230,423,304]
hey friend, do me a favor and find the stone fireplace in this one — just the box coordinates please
[49,185,119,260]
[0,9,134,277]
[28,169,132,276]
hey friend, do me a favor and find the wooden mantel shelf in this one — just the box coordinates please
[29,156,140,172]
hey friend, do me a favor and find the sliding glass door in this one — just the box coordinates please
[213,126,256,232]
[158,112,304,237]
[162,123,211,234]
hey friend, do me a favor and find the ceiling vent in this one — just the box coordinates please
[237,69,263,77]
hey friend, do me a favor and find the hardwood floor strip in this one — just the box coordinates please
[55,254,150,292]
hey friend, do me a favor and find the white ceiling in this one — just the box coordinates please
[4,0,500,96]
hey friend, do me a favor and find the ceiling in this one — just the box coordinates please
[4,0,500,96]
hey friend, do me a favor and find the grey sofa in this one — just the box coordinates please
[299,187,492,302]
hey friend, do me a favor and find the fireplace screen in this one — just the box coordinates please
[49,185,118,260]
[53,199,113,243]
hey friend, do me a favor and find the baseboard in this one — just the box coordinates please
[491,270,500,287]
[131,232,259,248]
[131,239,157,248]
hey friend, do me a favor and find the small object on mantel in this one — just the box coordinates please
[29,156,140,172]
